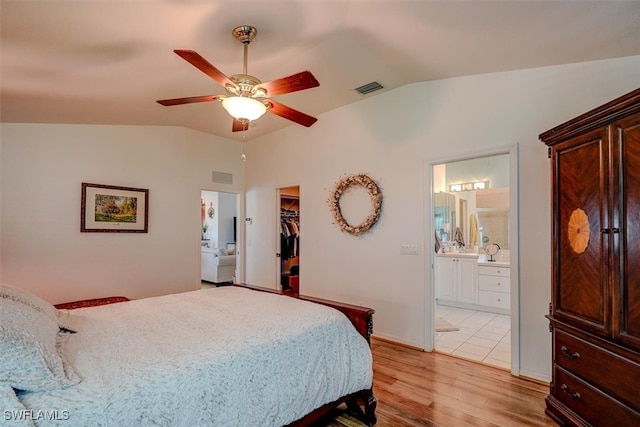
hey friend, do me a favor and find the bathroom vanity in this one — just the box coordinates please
[435,253,510,314]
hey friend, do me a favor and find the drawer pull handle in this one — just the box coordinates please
[561,346,580,359]
[561,384,581,399]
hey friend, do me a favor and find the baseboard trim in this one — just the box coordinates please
[371,334,424,352]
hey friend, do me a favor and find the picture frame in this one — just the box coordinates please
[81,183,149,233]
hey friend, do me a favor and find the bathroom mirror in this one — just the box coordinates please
[434,192,456,241]
[477,208,509,249]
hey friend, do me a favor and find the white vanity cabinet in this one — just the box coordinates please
[435,255,479,305]
[435,254,510,314]
[478,265,510,314]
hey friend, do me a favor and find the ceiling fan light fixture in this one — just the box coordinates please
[221,96,267,121]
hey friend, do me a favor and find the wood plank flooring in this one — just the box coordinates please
[324,338,556,427]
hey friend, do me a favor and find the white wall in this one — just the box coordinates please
[243,55,640,381]
[1,124,244,304]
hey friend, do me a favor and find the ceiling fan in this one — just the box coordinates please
[157,25,320,132]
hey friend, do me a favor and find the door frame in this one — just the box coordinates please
[425,143,520,376]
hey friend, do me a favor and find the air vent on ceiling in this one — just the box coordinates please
[355,81,384,95]
[212,171,233,184]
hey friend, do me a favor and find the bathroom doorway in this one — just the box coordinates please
[429,147,519,375]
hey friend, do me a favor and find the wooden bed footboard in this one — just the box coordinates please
[234,283,377,426]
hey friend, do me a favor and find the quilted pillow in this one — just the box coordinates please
[0,283,58,324]
[0,283,78,332]
[0,298,80,392]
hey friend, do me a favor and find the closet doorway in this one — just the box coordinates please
[429,147,519,375]
[277,186,300,293]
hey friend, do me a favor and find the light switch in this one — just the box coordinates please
[401,244,418,255]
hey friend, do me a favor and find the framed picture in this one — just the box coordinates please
[81,183,149,233]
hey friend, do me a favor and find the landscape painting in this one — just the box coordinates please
[94,194,137,223]
[81,183,149,233]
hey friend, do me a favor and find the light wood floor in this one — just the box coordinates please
[359,338,556,426]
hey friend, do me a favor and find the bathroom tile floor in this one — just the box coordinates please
[435,304,511,370]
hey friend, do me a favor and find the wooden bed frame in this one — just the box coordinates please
[55,284,377,426]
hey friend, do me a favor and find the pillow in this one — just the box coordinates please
[213,248,225,257]
[0,283,58,324]
[0,283,77,332]
[0,298,80,392]
[215,248,236,256]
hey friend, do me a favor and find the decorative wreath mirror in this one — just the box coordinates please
[328,174,382,236]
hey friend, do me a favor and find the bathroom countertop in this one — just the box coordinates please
[435,252,480,259]
[436,252,510,267]
[477,255,510,267]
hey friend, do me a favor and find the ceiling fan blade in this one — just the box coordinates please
[157,94,221,106]
[266,100,318,127]
[255,71,319,97]
[232,119,249,132]
[174,49,236,89]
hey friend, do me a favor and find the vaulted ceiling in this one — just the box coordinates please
[2,1,639,141]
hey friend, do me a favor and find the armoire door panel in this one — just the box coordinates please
[615,117,640,349]
[554,133,610,334]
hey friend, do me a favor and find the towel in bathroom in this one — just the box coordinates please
[434,230,442,254]
[469,214,479,247]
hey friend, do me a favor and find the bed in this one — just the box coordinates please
[1,283,376,426]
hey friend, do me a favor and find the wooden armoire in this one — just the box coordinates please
[539,88,640,426]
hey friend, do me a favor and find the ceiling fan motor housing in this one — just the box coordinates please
[232,25,257,44]
[227,74,266,98]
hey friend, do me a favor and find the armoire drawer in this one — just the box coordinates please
[478,275,510,293]
[554,329,640,409]
[553,366,639,426]
[478,290,509,309]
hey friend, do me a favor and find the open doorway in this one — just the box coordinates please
[429,148,519,374]
[200,190,239,287]
[278,186,300,293]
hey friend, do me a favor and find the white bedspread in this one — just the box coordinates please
[14,287,373,426]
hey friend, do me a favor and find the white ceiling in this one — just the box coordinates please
[2,1,639,142]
